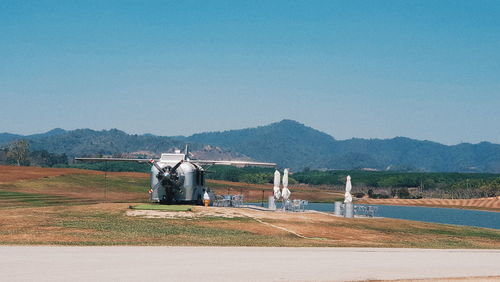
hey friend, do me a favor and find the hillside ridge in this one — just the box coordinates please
[1,119,500,172]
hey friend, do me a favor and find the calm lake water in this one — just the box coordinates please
[251,202,500,229]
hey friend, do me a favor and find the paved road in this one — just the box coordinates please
[1,247,499,281]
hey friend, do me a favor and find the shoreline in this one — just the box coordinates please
[246,199,500,212]
[355,197,500,212]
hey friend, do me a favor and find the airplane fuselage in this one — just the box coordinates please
[150,153,208,204]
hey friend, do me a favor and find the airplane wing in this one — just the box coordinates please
[191,160,276,168]
[75,157,276,167]
[74,157,153,163]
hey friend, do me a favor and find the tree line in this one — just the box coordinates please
[1,140,498,199]
[0,140,68,167]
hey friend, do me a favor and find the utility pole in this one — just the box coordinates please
[261,189,265,207]
[104,161,108,202]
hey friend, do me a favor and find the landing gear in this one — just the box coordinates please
[160,186,174,205]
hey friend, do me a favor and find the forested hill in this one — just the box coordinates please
[0,128,247,161]
[186,119,336,170]
[2,120,500,172]
[185,120,500,173]
[0,128,67,145]
[0,128,184,157]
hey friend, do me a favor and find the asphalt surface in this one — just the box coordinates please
[1,247,499,281]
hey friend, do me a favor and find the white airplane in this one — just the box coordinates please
[76,146,276,204]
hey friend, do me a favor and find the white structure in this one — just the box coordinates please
[344,175,353,203]
[334,201,342,216]
[344,175,354,218]
[268,196,276,210]
[273,170,281,200]
[281,168,291,200]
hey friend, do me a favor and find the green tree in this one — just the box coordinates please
[368,189,374,198]
[397,188,410,198]
[7,140,30,166]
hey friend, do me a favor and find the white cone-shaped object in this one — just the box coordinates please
[344,175,353,203]
[273,170,281,199]
[281,169,291,200]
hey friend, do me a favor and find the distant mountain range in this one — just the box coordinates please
[1,120,500,173]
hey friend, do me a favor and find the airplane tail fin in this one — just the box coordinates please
[184,144,189,161]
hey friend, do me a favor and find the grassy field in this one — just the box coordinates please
[0,170,149,209]
[1,203,499,248]
[0,165,499,248]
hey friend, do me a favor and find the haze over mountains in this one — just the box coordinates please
[1,120,499,173]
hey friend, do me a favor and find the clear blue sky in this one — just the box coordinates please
[1,0,499,144]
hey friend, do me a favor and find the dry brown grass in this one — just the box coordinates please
[0,165,148,184]
[0,165,499,247]
[0,176,149,208]
[1,203,498,247]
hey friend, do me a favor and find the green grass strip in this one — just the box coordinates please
[130,204,192,212]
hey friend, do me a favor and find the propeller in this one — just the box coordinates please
[150,180,162,195]
[148,159,184,204]
[149,159,184,186]
[170,160,183,177]
[149,159,165,177]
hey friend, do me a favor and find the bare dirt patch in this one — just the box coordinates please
[126,207,246,219]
